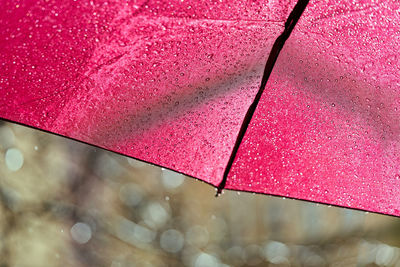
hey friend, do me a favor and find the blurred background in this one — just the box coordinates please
[1,120,400,267]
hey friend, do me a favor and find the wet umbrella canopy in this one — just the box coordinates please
[1,0,400,216]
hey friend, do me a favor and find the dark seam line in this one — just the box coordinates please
[216,0,309,196]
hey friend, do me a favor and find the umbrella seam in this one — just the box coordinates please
[216,0,310,196]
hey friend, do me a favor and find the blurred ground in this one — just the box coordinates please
[1,120,400,267]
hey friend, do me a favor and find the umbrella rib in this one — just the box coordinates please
[216,0,309,196]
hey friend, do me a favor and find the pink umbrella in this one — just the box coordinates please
[1,0,399,216]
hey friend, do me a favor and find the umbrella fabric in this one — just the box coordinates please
[0,0,295,186]
[1,0,400,216]
[228,0,400,216]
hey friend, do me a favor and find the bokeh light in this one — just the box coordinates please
[1,121,400,267]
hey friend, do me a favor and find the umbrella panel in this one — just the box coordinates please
[228,0,400,216]
[0,0,294,186]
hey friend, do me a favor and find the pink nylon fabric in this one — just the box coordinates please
[228,0,400,216]
[2,0,400,216]
[0,0,292,185]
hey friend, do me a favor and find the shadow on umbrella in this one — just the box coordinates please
[276,36,400,143]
